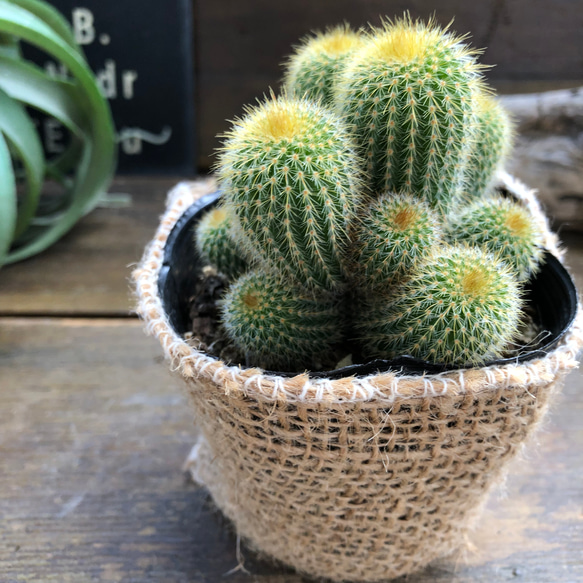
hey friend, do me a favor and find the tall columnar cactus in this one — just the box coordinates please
[464,93,514,200]
[283,25,362,107]
[218,94,363,292]
[195,205,248,280]
[446,196,545,282]
[335,16,484,214]
[357,245,523,366]
[352,193,442,290]
[221,269,345,370]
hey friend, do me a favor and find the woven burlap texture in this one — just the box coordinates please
[133,173,583,582]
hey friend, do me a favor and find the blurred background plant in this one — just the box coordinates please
[0,0,115,267]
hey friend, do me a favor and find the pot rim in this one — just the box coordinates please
[133,173,583,404]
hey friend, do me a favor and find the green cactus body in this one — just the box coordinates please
[221,269,344,370]
[358,245,522,366]
[464,93,514,200]
[218,95,362,292]
[446,196,545,282]
[284,25,362,106]
[353,193,442,290]
[335,17,483,214]
[195,205,247,280]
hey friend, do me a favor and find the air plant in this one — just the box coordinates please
[0,0,116,267]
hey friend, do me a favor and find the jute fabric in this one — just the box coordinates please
[134,174,583,582]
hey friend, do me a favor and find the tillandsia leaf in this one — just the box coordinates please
[5,0,78,50]
[0,31,20,57]
[0,86,43,238]
[0,0,116,264]
[0,56,87,130]
[0,56,88,218]
[0,131,17,265]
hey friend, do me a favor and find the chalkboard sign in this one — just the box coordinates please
[27,0,195,175]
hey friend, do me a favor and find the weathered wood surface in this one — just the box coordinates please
[0,317,582,582]
[0,177,178,316]
[194,0,583,167]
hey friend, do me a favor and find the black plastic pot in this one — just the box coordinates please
[158,190,578,378]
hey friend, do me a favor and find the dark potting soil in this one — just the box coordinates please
[185,265,244,365]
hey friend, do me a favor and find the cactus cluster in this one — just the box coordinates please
[193,15,547,371]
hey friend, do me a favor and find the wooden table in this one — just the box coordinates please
[1,177,582,582]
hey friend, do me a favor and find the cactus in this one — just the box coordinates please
[221,269,345,370]
[202,16,541,372]
[334,15,484,214]
[352,193,442,290]
[195,205,247,280]
[283,24,362,107]
[446,196,545,282]
[464,93,514,201]
[357,245,523,366]
[218,94,363,292]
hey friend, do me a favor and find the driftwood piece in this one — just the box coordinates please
[500,88,583,229]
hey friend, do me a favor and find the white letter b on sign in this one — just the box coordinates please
[72,8,95,45]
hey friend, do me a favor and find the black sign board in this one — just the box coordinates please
[26,0,195,174]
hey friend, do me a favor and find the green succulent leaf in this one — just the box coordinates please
[5,0,78,50]
[0,86,43,238]
[0,55,87,218]
[0,131,17,264]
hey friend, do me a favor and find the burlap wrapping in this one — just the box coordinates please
[133,173,583,582]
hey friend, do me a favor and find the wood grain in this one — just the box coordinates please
[0,318,581,582]
[194,0,583,167]
[0,177,177,317]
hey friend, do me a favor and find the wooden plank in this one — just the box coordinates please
[194,0,583,167]
[0,317,582,582]
[0,177,186,317]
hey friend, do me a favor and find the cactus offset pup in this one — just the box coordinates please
[447,196,545,282]
[357,246,523,366]
[195,205,248,280]
[352,193,442,290]
[221,269,344,370]
[284,24,362,106]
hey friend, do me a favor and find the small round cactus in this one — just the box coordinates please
[464,93,514,200]
[352,193,442,290]
[283,24,363,106]
[446,196,545,282]
[195,205,247,280]
[218,94,363,292]
[357,245,523,366]
[335,16,484,214]
[221,269,345,370]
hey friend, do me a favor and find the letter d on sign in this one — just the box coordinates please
[72,8,95,45]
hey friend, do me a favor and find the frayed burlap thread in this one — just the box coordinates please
[134,174,583,582]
